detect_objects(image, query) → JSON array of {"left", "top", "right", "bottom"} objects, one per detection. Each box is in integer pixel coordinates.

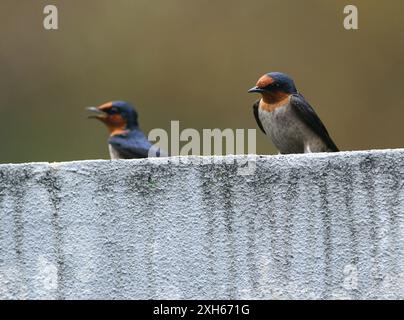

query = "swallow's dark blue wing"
[
  {"left": 109, "top": 135, "right": 150, "bottom": 158},
  {"left": 253, "top": 100, "right": 266, "bottom": 134},
  {"left": 290, "top": 93, "right": 339, "bottom": 152},
  {"left": 108, "top": 130, "right": 167, "bottom": 158}
]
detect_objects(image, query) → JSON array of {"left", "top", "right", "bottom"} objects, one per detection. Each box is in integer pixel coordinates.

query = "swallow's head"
[
  {"left": 86, "top": 101, "right": 139, "bottom": 135},
  {"left": 248, "top": 72, "right": 298, "bottom": 98}
]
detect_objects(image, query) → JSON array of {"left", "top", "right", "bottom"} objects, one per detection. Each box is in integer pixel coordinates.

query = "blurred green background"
[{"left": 0, "top": 0, "right": 403, "bottom": 163}]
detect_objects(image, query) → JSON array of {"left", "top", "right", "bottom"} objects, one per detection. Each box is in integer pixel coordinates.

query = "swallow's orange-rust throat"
[
  {"left": 260, "top": 93, "right": 291, "bottom": 112},
  {"left": 102, "top": 114, "right": 127, "bottom": 136}
]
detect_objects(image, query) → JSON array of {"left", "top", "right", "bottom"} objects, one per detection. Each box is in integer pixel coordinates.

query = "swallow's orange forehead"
[
  {"left": 98, "top": 101, "right": 113, "bottom": 110},
  {"left": 256, "top": 74, "right": 274, "bottom": 88}
]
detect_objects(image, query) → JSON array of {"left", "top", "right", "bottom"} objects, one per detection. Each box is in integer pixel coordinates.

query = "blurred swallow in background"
[
  {"left": 87, "top": 101, "right": 168, "bottom": 159},
  {"left": 248, "top": 72, "right": 339, "bottom": 154}
]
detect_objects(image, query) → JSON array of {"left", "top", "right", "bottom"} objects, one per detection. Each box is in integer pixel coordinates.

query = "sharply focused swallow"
[
  {"left": 248, "top": 72, "right": 338, "bottom": 154},
  {"left": 87, "top": 101, "right": 167, "bottom": 159}
]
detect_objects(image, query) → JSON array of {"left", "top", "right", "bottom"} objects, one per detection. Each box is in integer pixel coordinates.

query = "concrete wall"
[{"left": 0, "top": 150, "right": 403, "bottom": 300}]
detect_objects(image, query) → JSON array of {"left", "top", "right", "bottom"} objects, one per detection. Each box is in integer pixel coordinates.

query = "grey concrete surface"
[{"left": 0, "top": 150, "right": 403, "bottom": 299}]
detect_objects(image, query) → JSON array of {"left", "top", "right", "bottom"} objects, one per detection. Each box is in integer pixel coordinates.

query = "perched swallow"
[
  {"left": 248, "top": 72, "right": 338, "bottom": 154},
  {"left": 87, "top": 101, "right": 167, "bottom": 159}
]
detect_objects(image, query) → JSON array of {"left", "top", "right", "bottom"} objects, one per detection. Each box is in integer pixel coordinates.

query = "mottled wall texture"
[{"left": 0, "top": 150, "right": 403, "bottom": 299}]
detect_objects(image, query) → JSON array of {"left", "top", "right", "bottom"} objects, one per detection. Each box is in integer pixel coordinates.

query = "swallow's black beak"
[
  {"left": 248, "top": 86, "right": 265, "bottom": 93},
  {"left": 86, "top": 106, "right": 107, "bottom": 119}
]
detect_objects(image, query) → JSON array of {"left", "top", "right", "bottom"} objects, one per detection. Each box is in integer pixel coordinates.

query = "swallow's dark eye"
[{"left": 108, "top": 107, "right": 119, "bottom": 114}]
